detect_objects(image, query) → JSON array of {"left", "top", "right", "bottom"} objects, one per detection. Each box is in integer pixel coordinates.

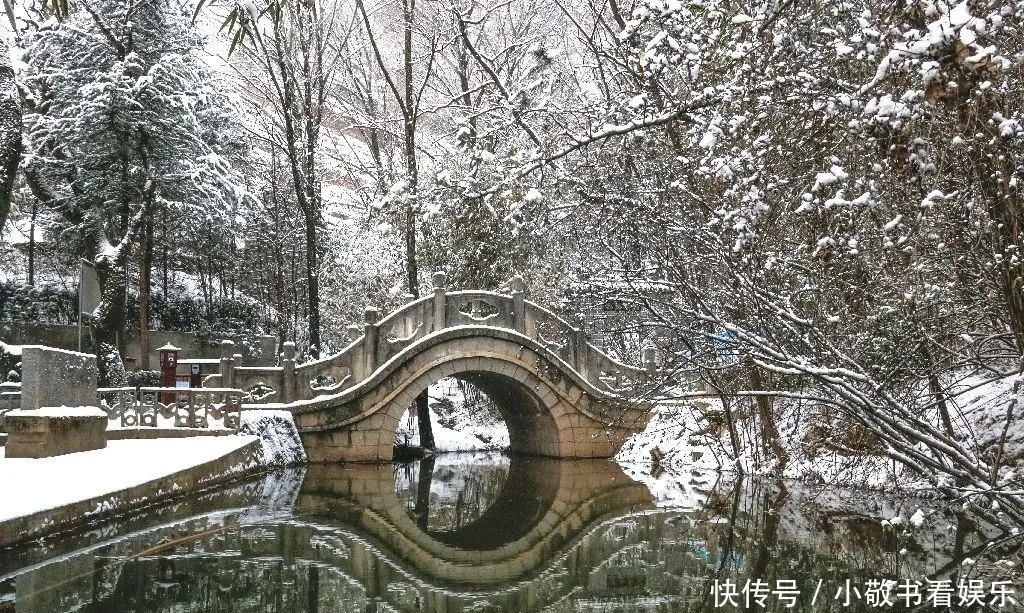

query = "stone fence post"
[
  {"left": 643, "top": 345, "right": 657, "bottom": 378},
  {"left": 219, "top": 340, "right": 235, "bottom": 388},
  {"left": 573, "top": 329, "right": 590, "bottom": 378},
  {"left": 511, "top": 275, "right": 526, "bottom": 333},
  {"left": 363, "top": 307, "right": 380, "bottom": 379},
  {"left": 281, "top": 342, "right": 296, "bottom": 403},
  {"left": 432, "top": 272, "right": 447, "bottom": 332}
]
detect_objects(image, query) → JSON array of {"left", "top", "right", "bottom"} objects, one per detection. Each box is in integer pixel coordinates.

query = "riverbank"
[
  {"left": 0, "top": 409, "right": 305, "bottom": 548},
  {"left": 0, "top": 436, "right": 263, "bottom": 547},
  {"left": 616, "top": 372, "right": 1024, "bottom": 493}
]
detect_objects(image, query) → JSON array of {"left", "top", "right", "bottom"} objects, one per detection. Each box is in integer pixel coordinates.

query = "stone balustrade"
[
  {"left": 96, "top": 387, "right": 245, "bottom": 430},
  {"left": 225, "top": 273, "right": 658, "bottom": 405}
]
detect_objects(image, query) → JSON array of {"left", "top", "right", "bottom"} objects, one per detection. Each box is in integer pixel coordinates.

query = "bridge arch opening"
[
  {"left": 394, "top": 377, "right": 510, "bottom": 451},
  {"left": 390, "top": 367, "right": 562, "bottom": 457}
]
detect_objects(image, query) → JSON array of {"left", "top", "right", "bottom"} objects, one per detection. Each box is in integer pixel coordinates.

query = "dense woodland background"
[{"left": 0, "top": 0, "right": 1023, "bottom": 513}]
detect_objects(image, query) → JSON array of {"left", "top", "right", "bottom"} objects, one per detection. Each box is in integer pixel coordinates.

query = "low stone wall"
[
  {"left": 0, "top": 439, "right": 263, "bottom": 548},
  {"left": 0, "top": 323, "right": 277, "bottom": 367},
  {"left": 4, "top": 407, "right": 107, "bottom": 458},
  {"left": 107, "top": 427, "right": 235, "bottom": 440}
]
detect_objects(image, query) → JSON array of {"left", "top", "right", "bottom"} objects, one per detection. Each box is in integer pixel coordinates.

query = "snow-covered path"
[{"left": 0, "top": 436, "right": 257, "bottom": 522}]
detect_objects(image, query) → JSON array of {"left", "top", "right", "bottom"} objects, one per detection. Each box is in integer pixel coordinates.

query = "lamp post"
[{"left": 158, "top": 343, "right": 181, "bottom": 404}]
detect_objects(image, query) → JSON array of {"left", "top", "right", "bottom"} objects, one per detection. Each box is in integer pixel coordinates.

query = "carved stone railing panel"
[
  {"left": 264, "top": 274, "right": 662, "bottom": 407},
  {"left": 244, "top": 381, "right": 278, "bottom": 403},
  {"left": 292, "top": 344, "right": 360, "bottom": 402},
  {"left": 379, "top": 302, "right": 432, "bottom": 364},
  {"left": 596, "top": 367, "right": 639, "bottom": 394},
  {"left": 445, "top": 291, "right": 515, "bottom": 329},
  {"left": 308, "top": 364, "right": 353, "bottom": 395},
  {"left": 233, "top": 366, "right": 284, "bottom": 403},
  {"left": 96, "top": 387, "right": 245, "bottom": 430}
]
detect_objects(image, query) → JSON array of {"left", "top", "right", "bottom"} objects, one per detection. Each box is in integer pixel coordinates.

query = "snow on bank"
[
  {"left": 0, "top": 436, "right": 257, "bottom": 522},
  {"left": 951, "top": 373, "right": 1024, "bottom": 469},
  {"left": 616, "top": 373, "right": 1024, "bottom": 490},
  {"left": 617, "top": 399, "right": 909, "bottom": 488},
  {"left": 616, "top": 400, "right": 718, "bottom": 469},
  {"left": 239, "top": 409, "right": 306, "bottom": 467}
]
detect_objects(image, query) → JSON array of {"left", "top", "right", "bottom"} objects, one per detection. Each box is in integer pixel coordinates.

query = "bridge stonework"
[{"left": 217, "top": 274, "right": 655, "bottom": 462}]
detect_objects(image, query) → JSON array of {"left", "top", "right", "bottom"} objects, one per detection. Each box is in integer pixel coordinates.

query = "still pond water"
[{"left": 0, "top": 452, "right": 1020, "bottom": 612}]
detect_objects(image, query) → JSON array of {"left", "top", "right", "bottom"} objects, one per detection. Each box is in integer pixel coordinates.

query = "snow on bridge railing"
[
  {"left": 210, "top": 272, "right": 664, "bottom": 405},
  {"left": 96, "top": 386, "right": 244, "bottom": 429}
]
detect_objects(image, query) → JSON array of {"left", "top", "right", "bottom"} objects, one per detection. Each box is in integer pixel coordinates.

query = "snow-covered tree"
[{"left": 20, "top": 0, "right": 245, "bottom": 382}]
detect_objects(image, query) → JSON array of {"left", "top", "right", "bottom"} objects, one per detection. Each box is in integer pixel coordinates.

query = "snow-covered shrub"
[{"left": 125, "top": 370, "right": 160, "bottom": 388}]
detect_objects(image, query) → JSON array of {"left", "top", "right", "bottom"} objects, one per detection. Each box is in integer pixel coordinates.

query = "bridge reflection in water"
[
  {"left": 297, "top": 455, "right": 653, "bottom": 586},
  {"left": 4, "top": 456, "right": 659, "bottom": 613},
  {"left": 4, "top": 455, "right": 1003, "bottom": 613}
]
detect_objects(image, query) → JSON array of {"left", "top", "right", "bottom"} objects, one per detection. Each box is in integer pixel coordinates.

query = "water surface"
[{"left": 0, "top": 453, "right": 1020, "bottom": 612}]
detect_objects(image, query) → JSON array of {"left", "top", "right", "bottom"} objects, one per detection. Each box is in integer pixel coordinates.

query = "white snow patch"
[
  {"left": 910, "top": 508, "right": 926, "bottom": 528},
  {"left": 0, "top": 436, "right": 257, "bottom": 522},
  {"left": 397, "top": 406, "right": 504, "bottom": 451},
  {"left": 698, "top": 131, "right": 719, "bottom": 149},
  {"left": 239, "top": 409, "right": 306, "bottom": 467},
  {"left": 6, "top": 406, "right": 106, "bottom": 418}
]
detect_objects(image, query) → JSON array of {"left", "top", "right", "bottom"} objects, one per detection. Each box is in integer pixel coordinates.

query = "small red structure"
[{"left": 158, "top": 343, "right": 181, "bottom": 404}]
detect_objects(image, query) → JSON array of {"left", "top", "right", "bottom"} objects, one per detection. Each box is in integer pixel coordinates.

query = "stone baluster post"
[
  {"left": 363, "top": 307, "right": 380, "bottom": 380},
  {"left": 219, "top": 340, "right": 236, "bottom": 388},
  {"left": 511, "top": 275, "right": 526, "bottom": 333},
  {"left": 573, "top": 329, "right": 589, "bottom": 378},
  {"left": 403, "top": 293, "right": 417, "bottom": 336},
  {"left": 432, "top": 272, "right": 447, "bottom": 333},
  {"left": 643, "top": 345, "right": 657, "bottom": 379},
  {"left": 281, "top": 342, "right": 297, "bottom": 404}
]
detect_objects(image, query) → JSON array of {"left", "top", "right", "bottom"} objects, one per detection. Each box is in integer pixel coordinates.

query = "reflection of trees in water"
[{"left": 394, "top": 455, "right": 510, "bottom": 533}]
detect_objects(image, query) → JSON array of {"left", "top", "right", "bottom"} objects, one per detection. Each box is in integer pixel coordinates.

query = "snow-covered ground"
[
  {"left": 615, "top": 373, "right": 1024, "bottom": 491},
  {"left": 0, "top": 436, "right": 257, "bottom": 522},
  {"left": 395, "top": 379, "right": 510, "bottom": 451},
  {"left": 0, "top": 409, "right": 303, "bottom": 525}
]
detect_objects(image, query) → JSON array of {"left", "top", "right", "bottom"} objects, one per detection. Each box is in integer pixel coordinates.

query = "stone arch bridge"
[{"left": 209, "top": 274, "right": 656, "bottom": 462}]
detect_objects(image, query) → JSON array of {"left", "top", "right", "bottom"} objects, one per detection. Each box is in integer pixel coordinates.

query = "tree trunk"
[
  {"left": 139, "top": 215, "right": 154, "bottom": 369},
  {"left": 304, "top": 207, "right": 321, "bottom": 358},
  {"left": 415, "top": 390, "right": 434, "bottom": 451},
  {"left": 401, "top": 0, "right": 432, "bottom": 450},
  {"left": 0, "top": 37, "right": 21, "bottom": 237},
  {"left": 747, "top": 360, "right": 789, "bottom": 471},
  {"left": 27, "top": 200, "right": 36, "bottom": 286},
  {"left": 160, "top": 208, "right": 168, "bottom": 300},
  {"left": 414, "top": 455, "right": 435, "bottom": 529},
  {"left": 94, "top": 254, "right": 131, "bottom": 386}
]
